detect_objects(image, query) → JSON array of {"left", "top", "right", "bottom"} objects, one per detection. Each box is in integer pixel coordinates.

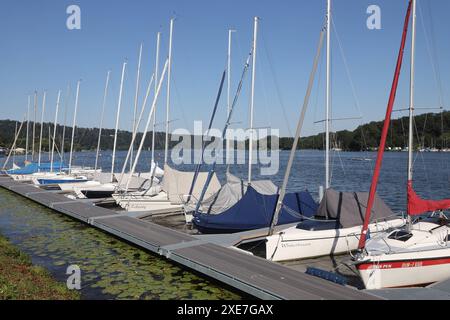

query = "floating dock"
[{"left": 0, "top": 175, "right": 380, "bottom": 300}]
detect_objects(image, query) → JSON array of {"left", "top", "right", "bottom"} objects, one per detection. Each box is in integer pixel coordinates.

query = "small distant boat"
[{"left": 350, "top": 157, "right": 373, "bottom": 162}]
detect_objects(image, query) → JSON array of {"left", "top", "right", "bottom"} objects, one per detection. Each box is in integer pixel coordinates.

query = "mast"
[
  {"left": 164, "top": 18, "right": 174, "bottom": 166},
  {"left": 13, "top": 121, "right": 17, "bottom": 165},
  {"left": 60, "top": 84, "right": 70, "bottom": 165},
  {"left": 325, "top": 0, "right": 331, "bottom": 190},
  {"left": 407, "top": 0, "right": 417, "bottom": 210},
  {"left": 38, "top": 91, "right": 47, "bottom": 167},
  {"left": 227, "top": 29, "right": 236, "bottom": 166},
  {"left": 95, "top": 70, "right": 111, "bottom": 171},
  {"left": 69, "top": 80, "right": 81, "bottom": 174},
  {"left": 126, "top": 60, "right": 169, "bottom": 192},
  {"left": 111, "top": 61, "right": 127, "bottom": 181},
  {"left": 50, "top": 90, "right": 61, "bottom": 172},
  {"left": 2, "top": 115, "right": 26, "bottom": 170},
  {"left": 152, "top": 32, "right": 161, "bottom": 165},
  {"left": 358, "top": 0, "right": 413, "bottom": 250},
  {"left": 118, "top": 73, "right": 155, "bottom": 189},
  {"left": 131, "top": 43, "right": 143, "bottom": 170},
  {"left": 25, "top": 95, "right": 30, "bottom": 161},
  {"left": 269, "top": 26, "right": 326, "bottom": 236},
  {"left": 248, "top": 17, "right": 259, "bottom": 184},
  {"left": 32, "top": 91, "right": 37, "bottom": 161}
]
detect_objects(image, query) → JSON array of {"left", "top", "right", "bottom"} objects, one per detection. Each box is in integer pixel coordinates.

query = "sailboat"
[
  {"left": 255, "top": 1, "right": 405, "bottom": 262},
  {"left": 112, "top": 20, "right": 222, "bottom": 213},
  {"left": 5, "top": 94, "right": 69, "bottom": 180},
  {"left": 355, "top": 0, "right": 450, "bottom": 290},
  {"left": 189, "top": 17, "right": 318, "bottom": 234},
  {"left": 33, "top": 82, "right": 89, "bottom": 186}
]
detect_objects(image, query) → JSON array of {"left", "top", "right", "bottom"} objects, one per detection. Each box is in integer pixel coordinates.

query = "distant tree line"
[{"left": 1, "top": 111, "right": 449, "bottom": 152}]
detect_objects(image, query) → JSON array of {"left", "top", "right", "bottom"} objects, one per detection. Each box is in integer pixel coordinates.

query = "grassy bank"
[{"left": 0, "top": 234, "right": 79, "bottom": 300}]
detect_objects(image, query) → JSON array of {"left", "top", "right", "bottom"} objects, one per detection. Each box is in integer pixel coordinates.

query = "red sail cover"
[{"left": 407, "top": 180, "right": 450, "bottom": 216}]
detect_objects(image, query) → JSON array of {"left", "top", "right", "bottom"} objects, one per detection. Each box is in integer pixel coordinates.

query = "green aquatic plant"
[{"left": 0, "top": 189, "right": 242, "bottom": 300}]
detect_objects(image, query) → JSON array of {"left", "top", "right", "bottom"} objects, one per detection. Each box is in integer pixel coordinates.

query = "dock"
[{"left": 0, "top": 175, "right": 379, "bottom": 300}]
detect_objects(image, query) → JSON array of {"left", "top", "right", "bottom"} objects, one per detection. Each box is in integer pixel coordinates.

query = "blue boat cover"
[
  {"left": 193, "top": 186, "right": 318, "bottom": 234},
  {"left": 6, "top": 162, "right": 68, "bottom": 175}
]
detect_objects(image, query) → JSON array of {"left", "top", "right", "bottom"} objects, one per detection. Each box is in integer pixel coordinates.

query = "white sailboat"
[
  {"left": 113, "top": 20, "right": 208, "bottom": 213},
  {"left": 70, "top": 62, "right": 127, "bottom": 198},
  {"left": 259, "top": 0, "right": 405, "bottom": 262},
  {"left": 355, "top": 0, "right": 450, "bottom": 290}
]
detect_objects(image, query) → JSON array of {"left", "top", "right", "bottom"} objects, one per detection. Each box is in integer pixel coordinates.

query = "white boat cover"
[
  {"left": 187, "top": 172, "right": 278, "bottom": 214},
  {"left": 317, "top": 188, "right": 396, "bottom": 228},
  {"left": 93, "top": 172, "right": 113, "bottom": 184},
  {"left": 162, "top": 165, "right": 222, "bottom": 204}
]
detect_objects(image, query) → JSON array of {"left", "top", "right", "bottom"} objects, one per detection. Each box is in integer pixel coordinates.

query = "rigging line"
[
  {"left": 260, "top": 30, "right": 292, "bottom": 137},
  {"left": 425, "top": 0, "right": 445, "bottom": 108},
  {"left": 418, "top": 0, "right": 445, "bottom": 113},
  {"left": 331, "top": 16, "right": 371, "bottom": 159},
  {"left": 312, "top": 40, "right": 325, "bottom": 128},
  {"left": 412, "top": 116, "right": 432, "bottom": 197},
  {"left": 257, "top": 50, "right": 273, "bottom": 133}
]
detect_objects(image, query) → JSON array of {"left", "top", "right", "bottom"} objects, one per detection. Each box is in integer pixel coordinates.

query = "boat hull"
[
  {"left": 357, "top": 249, "right": 450, "bottom": 290},
  {"left": 265, "top": 219, "right": 405, "bottom": 262}
]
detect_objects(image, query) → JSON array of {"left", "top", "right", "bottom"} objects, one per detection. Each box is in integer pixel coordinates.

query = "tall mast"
[
  {"left": 164, "top": 18, "right": 174, "bottom": 166},
  {"left": 126, "top": 60, "right": 169, "bottom": 192},
  {"left": 248, "top": 17, "right": 259, "bottom": 184},
  {"left": 325, "top": 0, "right": 331, "bottom": 190},
  {"left": 32, "top": 91, "right": 37, "bottom": 161},
  {"left": 358, "top": 0, "right": 413, "bottom": 250},
  {"left": 407, "top": 0, "right": 416, "bottom": 187},
  {"left": 51, "top": 90, "right": 61, "bottom": 172},
  {"left": 25, "top": 95, "right": 30, "bottom": 162},
  {"left": 152, "top": 32, "right": 161, "bottom": 164},
  {"left": 38, "top": 91, "right": 47, "bottom": 167},
  {"left": 111, "top": 61, "right": 127, "bottom": 181},
  {"left": 13, "top": 121, "right": 18, "bottom": 165},
  {"left": 269, "top": 27, "right": 326, "bottom": 236},
  {"left": 60, "top": 84, "right": 70, "bottom": 165},
  {"left": 68, "top": 80, "right": 81, "bottom": 174},
  {"left": 95, "top": 70, "right": 111, "bottom": 171},
  {"left": 227, "top": 29, "right": 236, "bottom": 166},
  {"left": 131, "top": 43, "right": 143, "bottom": 170}
]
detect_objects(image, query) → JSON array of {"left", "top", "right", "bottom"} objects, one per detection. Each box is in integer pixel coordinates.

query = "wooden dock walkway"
[{"left": 0, "top": 176, "right": 379, "bottom": 300}]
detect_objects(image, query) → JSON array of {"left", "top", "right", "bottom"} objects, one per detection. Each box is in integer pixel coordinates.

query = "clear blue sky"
[{"left": 0, "top": 0, "right": 448, "bottom": 137}]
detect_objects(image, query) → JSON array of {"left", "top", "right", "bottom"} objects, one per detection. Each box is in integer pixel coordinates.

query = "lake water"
[{"left": 1, "top": 149, "right": 449, "bottom": 299}]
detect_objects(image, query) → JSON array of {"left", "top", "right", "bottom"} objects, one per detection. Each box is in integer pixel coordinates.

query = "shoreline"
[{"left": 0, "top": 234, "right": 79, "bottom": 300}]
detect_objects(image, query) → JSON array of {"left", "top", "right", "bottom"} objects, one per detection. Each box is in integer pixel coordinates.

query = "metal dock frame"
[{"left": 0, "top": 176, "right": 378, "bottom": 300}]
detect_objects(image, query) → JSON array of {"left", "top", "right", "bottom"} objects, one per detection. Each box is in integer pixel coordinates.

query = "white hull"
[
  {"left": 265, "top": 219, "right": 405, "bottom": 262},
  {"left": 9, "top": 172, "right": 63, "bottom": 182},
  {"left": 357, "top": 220, "right": 450, "bottom": 289},
  {"left": 58, "top": 180, "right": 101, "bottom": 192},
  {"left": 113, "top": 190, "right": 183, "bottom": 213},
  {"left": 73, "top": 183, "right": 117, "bottom": 199},
  {"left": 358, "top": 248, "right": 450, "bottom": 289}
]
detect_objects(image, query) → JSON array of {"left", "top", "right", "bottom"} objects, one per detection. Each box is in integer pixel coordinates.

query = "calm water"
[
  {"left": 1, "top": 149, "right": 449, "bottom": 299},
  {"left": 66, "top": 149, "right": 450, "bottom": 212}
]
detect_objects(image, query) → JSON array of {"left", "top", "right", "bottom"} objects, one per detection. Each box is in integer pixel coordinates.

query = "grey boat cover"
[
  {"left": 188, "top": 172, "right": 279, "bottom": 214},
  {"left": 317, "top": 188, "right": 395, "bottom": 228},
  {"left": 162, "top": 165, "right": 222, "bottom": 204},
  {"left": 114, "top": 173, "right": 159, "bottom": 190}
]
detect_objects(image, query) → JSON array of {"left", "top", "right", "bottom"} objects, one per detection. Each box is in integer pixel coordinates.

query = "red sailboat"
[{"left": 355, "top": 0, "right": 450, "bottom": 290}]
